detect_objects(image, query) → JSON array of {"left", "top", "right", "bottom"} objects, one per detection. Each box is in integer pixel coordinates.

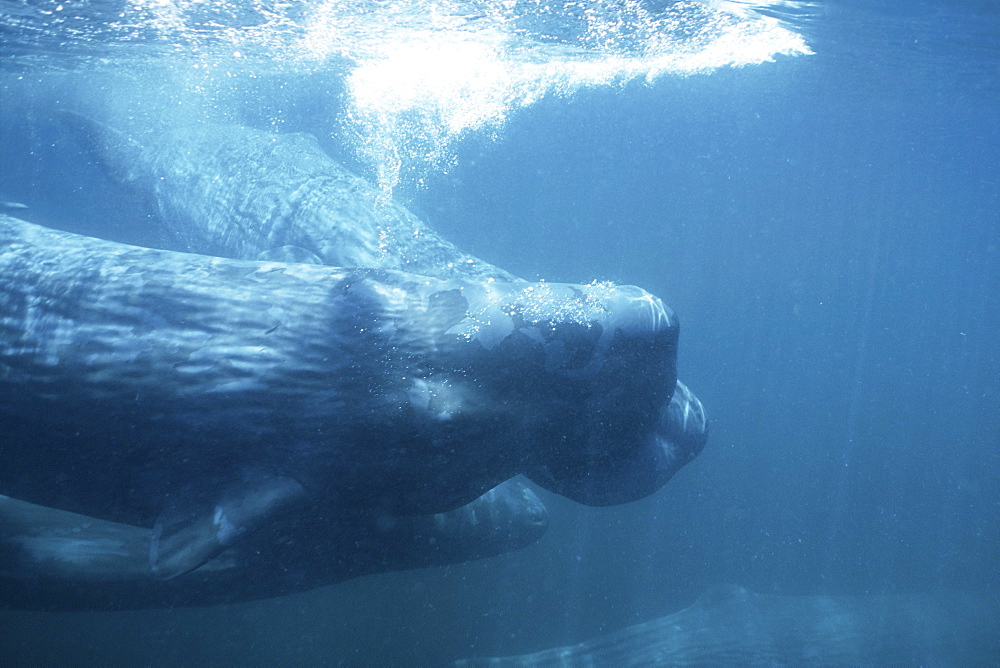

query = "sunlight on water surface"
[{"left": 3, "top": 0, "right": 811, "bottom": 192}]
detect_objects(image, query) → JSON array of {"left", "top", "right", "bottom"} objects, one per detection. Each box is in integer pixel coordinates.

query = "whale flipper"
[
  {"left": 150, "top": 473, "right": 307, "bottom": 579},
  {"left": 0, "top": 478, "right": 549, "bottom": 610}
]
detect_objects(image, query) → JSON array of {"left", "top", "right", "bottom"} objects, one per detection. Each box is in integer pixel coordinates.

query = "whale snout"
[
  {"left": 659, "top": 380, "right": 709, "bottom": 457},
  {"left": 599, "top": 284, "right": 675, "bottom": 339},
  {"left": 525, "top": 379, "right": 708, "bottom": 506},
  {"left": 458, "top": 280, "right": 678, "bottom": 379},
  {"left": 543, "top": 283, "right": 678, "bottom": 382}
]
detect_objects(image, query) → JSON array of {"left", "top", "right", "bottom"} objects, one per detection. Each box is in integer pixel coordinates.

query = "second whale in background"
[
  {"left": 456, "top": 585, "right": 1000, "bottom": 666},
  {"left": 66, "top": 112, "right": 517, "bottom": 281}
]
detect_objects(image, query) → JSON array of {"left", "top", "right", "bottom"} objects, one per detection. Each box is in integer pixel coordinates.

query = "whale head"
[{"left": 434, "top": 279, "right": 691, "bottom": 506}]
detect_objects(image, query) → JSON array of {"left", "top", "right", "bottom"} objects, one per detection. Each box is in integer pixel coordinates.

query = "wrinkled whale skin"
[
  {"left": 0, "top": 215, "right": 685, "bottom": 576},
  {"left": 67, "top": 113, "right": 517, "bottom": 281}
]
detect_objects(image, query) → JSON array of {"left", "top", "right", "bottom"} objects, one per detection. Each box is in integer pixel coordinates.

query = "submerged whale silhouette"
[
  {"left": 456, "top": 584, "right": 1000, "bottom": 666},
  {"left": 1, "top": 214, "right": 700, "bottom": 579}
]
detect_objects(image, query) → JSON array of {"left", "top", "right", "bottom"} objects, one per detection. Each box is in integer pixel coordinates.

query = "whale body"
[
  {"left": 0, "top": 214, "right": 697, "bottom": 579},
  {"left": 66, "top": 113, "right": 516, "bottom": 281},
  {"left": 457, "top": 585, "right": 1000, "bottom": 666},
  {"left": 4, "top": 115, "right": 706, "bottom": 590},
  {"left": 66, "top": 116, "right": 709, "bottom": 504}
]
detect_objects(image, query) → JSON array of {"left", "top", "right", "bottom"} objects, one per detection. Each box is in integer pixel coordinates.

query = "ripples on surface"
[{"left": 1, "top": 0, "right": 812, "bottom": 191}]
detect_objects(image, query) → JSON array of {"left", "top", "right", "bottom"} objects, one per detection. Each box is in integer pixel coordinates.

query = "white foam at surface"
[{"left": 117, "top": 1, "right": 813, "bottom": 193}]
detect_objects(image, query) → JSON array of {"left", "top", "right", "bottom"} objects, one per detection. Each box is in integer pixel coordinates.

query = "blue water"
[{"left": 1, "top": 0, "right": 998, "bottom": 664}]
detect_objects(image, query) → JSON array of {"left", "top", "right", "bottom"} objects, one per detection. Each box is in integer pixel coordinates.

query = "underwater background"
[{"left": 1, "top": 0, "right": 997, "bottom": 664}]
